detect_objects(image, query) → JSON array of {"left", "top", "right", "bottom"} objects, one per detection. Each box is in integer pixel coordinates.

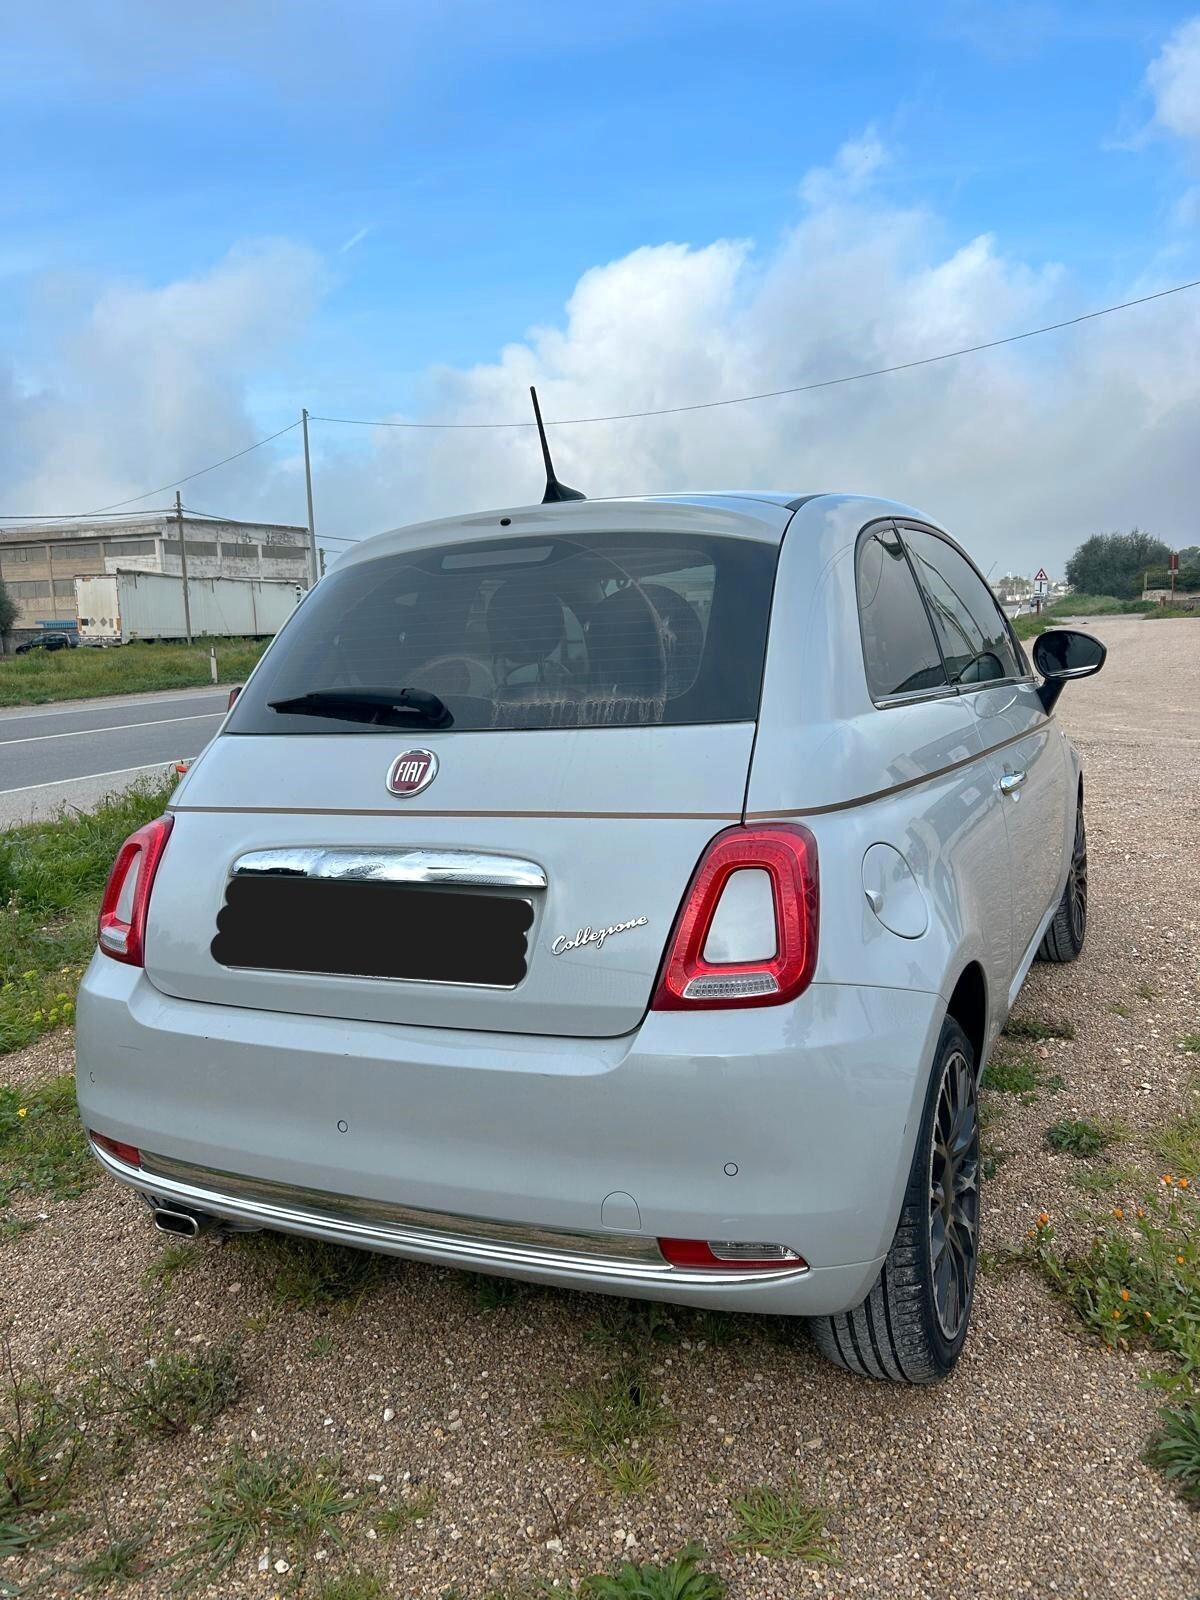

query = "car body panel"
[{"left": 75, "top": 489, "right": 1088, "bottom": 1316}]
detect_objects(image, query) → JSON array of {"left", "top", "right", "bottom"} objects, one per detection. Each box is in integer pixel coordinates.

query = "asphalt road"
[{"left": 0, "top": 686, "right": 228, "bottom": 827}]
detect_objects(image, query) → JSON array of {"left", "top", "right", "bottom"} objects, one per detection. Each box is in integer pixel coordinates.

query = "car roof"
[{"left": 342, "top": 491, "right": 934, "bottom": 567}]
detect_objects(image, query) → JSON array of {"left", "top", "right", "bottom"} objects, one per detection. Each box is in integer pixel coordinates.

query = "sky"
[{"left": 2, "top": 1, "right": 1200, "bottom": 577}]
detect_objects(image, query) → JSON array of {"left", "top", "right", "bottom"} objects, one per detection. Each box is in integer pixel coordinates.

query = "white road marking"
[
  {"left": 0, "top": 691, "right": 227, "bottom": 723},
  {"left": 0, "top": 710, "right": 224, "bottom": 747},
  {"left": 0, "top": 760, "right": 195, "bottom": 797}
]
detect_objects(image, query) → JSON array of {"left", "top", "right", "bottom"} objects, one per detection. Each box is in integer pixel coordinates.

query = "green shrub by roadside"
[
  {"left": 0, "top": 778, "right": 174, "bottom": 1055},
  {"left": 580, "top": 1544, "right": 725, "bottom": 1600},
  {"left": 1147, "top": 1402, "right": 1200, "bottom": 1503},
  {"left": 82, "top": 1342, "right": 240, "bottom": 1437},
  {"left": 0, "top": 1351, "right": 80, "bottom": 1555},
  {"left": 0, "top": 639, "right": 267, "bottom": 708},
  {"left": 1045, "top": 1118, "right": 1119, "bottom": 1158}
]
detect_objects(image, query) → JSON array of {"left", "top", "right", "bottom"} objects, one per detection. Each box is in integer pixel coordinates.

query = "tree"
[
  {"left": 1064, "top": 529, "right": 1173, "bottom": 600},
  {"left": 0, "top": 575, "right": 16, "bottom": 647}
]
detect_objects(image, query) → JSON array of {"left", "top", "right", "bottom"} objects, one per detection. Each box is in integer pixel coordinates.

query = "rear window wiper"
[{"left": 267, "top": 688, "right": 453, "bottom": 728}]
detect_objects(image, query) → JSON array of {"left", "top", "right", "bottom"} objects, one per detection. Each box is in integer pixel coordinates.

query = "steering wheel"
[{"left": 418, "top": 654, "right": 498, "bottom": 697}]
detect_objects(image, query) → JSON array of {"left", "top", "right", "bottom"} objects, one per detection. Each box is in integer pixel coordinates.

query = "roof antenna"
[{"left": 530, "top": 386, "right": 586, "bottom": 503}]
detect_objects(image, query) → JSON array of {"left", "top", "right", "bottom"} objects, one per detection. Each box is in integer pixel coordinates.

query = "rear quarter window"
[
  {"left": 856, "top": 527, "right": 948, "bottom": 701},
  {"left": 227, "top": 529, "right": 778, "bottom": 734}
]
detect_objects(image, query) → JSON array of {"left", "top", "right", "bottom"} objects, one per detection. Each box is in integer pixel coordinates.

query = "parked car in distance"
[
  {"left": 76, "top": 492, "right": 1105, "bottom": 1383},
  {"left": 13, "top": 630, "right": 77, "bottom": 654}
]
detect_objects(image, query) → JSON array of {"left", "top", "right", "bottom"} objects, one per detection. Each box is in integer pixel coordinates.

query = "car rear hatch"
[{"left": 143, "top": 518, "right": 780, "bottom": 1039}]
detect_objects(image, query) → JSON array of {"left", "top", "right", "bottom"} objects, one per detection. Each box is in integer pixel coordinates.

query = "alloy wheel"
[
  {"left": 928, "top": 1048, "right": 979, "bottom": 1340},
  {"left": 1069, "top": 808, "right": 1088, "bottom": 945}
]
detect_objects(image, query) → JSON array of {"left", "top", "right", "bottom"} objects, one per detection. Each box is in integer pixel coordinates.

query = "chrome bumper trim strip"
[
  {"left": 90, "top": 1143, "right": 808, "bottom": 1287},
  {"left": 230, "top": 846, "right": 547, "bottom": 890}
]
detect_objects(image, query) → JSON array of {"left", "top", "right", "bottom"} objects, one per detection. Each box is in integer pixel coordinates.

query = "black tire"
[
  {"left": 809, "top": 1017, "right": 980, "bottom": 1384},
  {"left": 1036, "top": 798, "right": 1087, "bottom": 963}
]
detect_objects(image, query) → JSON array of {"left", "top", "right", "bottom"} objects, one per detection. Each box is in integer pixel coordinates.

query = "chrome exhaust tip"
[{"left": 153, "top": 1205, "right": 203, "bottom": 1238}]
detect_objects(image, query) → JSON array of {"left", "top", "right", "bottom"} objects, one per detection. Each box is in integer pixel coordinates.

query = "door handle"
[{"left": 999, "top": 770, "right": 1027, "bottom": 796}]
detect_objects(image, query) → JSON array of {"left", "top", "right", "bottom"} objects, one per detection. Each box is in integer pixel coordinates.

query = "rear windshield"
[{"left": 226, "top": 529, "right": 778, "bottom": 734}]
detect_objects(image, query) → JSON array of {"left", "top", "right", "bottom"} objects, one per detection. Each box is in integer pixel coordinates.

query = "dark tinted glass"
[
  {"left": 856, "top": 528, "right": 948, "bottom": 700},
  {"left": 1032, "top": 629, "right": 1106, "bottom": 677},
  {"left": 901, "top": 528, "right": 1022, "bottom": 685},
  {"left": 228, "top": 530, "right": 778, "bottom": 734}
]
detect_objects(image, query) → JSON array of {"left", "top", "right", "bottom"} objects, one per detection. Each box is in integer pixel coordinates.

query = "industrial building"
[{"left": 0, "top": 512, "right": 312, "bottom": 638}]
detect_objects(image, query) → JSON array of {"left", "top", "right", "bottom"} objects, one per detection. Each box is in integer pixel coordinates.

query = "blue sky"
[{"left": 3, "top": 2, "right": 1200, "bottom": 571}]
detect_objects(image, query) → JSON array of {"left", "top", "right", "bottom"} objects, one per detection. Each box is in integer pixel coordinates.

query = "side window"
[
  {"left": 901, "top": 527, "right": 1022, "bottom": 686},
  {"left": 855, "top": 527, "right": 948, "bottom": 701}
]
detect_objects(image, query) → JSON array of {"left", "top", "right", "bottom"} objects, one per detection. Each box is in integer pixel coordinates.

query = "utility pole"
[
  {"left": 175, "top": 491, "right": 193, "bottom": 644},
  {"left": 302, "top": 408, "right": 319, "bottom": 588}
]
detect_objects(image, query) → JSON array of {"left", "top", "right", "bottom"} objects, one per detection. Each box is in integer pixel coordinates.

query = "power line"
[
  {"left": 0, "top": 507, "right": 176, "bottom": 522},
  {"left": 89, "top": 420, "right": 302, "bottom": 513},
  {"left": 312, "top": 275, "right": 1200, "bottom": 430}
]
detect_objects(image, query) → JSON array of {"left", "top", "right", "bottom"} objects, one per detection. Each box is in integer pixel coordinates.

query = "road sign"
[
  {"left": 1033, "top": 567, "right": 1049, "bottom": 584},
  {"left": 1169, "top": 552, "right": 1180, "bottom": 573}
]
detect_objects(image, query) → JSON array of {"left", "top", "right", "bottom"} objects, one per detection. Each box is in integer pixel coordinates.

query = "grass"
[
  {"left": 375, "top": 1488, "right": 437, "bottom": 1536},
  {"left": 316, "top": 1574, "right": 384, "bottom": 1600},
  {"left": 1002, "top": 1014, "right": 1075, "bottom": 1043},
  {"left": 142, "top": 1240, "right": 204, "bottom": 1291},
  {"left": 233, "top": 1232, "right": 397, "bottom": 1309},
  {"left": 981, "top": 1051, "right": 1061, "bottom": 1100},
  {"left": 1153, "top": 1108, "right": 1200, "bottom": 1181},
  {"left": 1146, "top": 1403, "right": 1200, "bottom": 1502},
  {"left": 1045, "top": 1118, "right": 1119, "bottom": 1158},
  {"left": 0, "top": 778, "right": 176, "bottom": 1055},
  {"left": 729, "top": 1480, "right": 837, "bottom": 1563},
  {"left": 545, "top": 1364, "right": 674, "bottom": 1492},
  {"left": 182, "top": 1447, "right": 363, "bottom": 1579},
  {"left": 0, "top": 1075, "right": 93, "bottom": 1209},
  {"left": 75, "top": 1525, "right": 154, "bottom": 1589},
  {"left": 1110, "top": 1001, "right": 1132, "bottom": 1019},
  {"left": 1068, "top": 1164, "right": 1125, "bottom": 1195},
  {"left": 85, "top": 1342, "right": 239, "bottom": 1437},
  {"left": 580, "top": 1544, "right": 725, "bottom": 1600},
  {"left": 0, "top": 1348, "right": 80, "bottom": 1555},
  {"left": 1181, "top": 1035, "right": 1200, "bottom": 1055},
  {"left": 0, "top": 638, "right": 267, "bottom": 708}
]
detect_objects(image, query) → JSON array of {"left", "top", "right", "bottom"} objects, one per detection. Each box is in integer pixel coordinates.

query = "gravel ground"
[{"left": 2, "top": 616, "right": 1197, "bottom": 1599}]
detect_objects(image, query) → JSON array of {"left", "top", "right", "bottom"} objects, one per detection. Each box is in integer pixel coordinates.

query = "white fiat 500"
[{"left": 77, "top": 492, "right": 1104, "bottom": 1383}]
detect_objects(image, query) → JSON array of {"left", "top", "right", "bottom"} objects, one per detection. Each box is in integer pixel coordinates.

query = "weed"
[
  {"left": 1110, "top": 1001, "right": 1131, "bottom": 1019},
  {"left": 1146, "top": 1401, "right": 1200, "bottom": 1503},
  {"left": 605, "top": 1452, "right": 657, "bottom": 1496},
  {"left": 234, "top": 1232, "right": 395, "bottom": 1309},
  {"left": 307, "top": 1333, "right": 336, "bottom": 1359},
  {"left": 86, "top": 1341, "right": 239, "bottom": 1436},
  {"left": 142, "top": 1241, "right": 203, "bottom": 1291},
  {"left": 1029, "top": 1188, "right": 1199, "bottom": 1368},
  {"left": 0, "top": 1346, "right": 79, "bottom": 1555},
  {"left": 981, "top": 1149, "right": 1010, "bottom": 1180},
  {"left": 546, "top": 1365, "right": 674, "bottom": 1465},
  {"left": 1045, "top": 1119, "right": 1118, "bottom": 1158},
  {"left": 0, "top": 1076, "right": 93, "bottom": 1206},
  {"left": 1181, "top": 1035, "right": 1200, "bottom": 1054},
  {"left": 585, "top": 1298, "right": 679, "bottom": 1351},
  {"left": 1068, "top": 1164, "right": 1123, "bottom": 1195},
  {"left": 183, "top": 1447, "right": 363, "bottom": 1578},
  {"left": 1002, "top": 1015, "right": 1075, "bottom": 1043},
  {"left": 316, "top": 1572, "right": 383, "bottom": 1600},
  {"left": 580, "top": 1543, "right": 725, "bottom": 1600},
  {"left": 0, "top": 1217, "right": 35, "bottom": 1244},
  {"left": 1154, "top": 1109, "right": 1200, "bottom": 1180},
  {"left": 729, "top": 1480, "right": 837, "bottom": 1563},
  {"left": 76, "top": 1525, "right": 153, "bottom": 1588},
  {"left": 1136, "top": 981, "right": 1158, "bottom": 1001},
  {"left": 981, "top": 1053, "right": 1060, "bottom": 1099},
  {"left": 471, "top": 1273, "right": 531, "bottom": 1311},
  {"left": 375, "top": 1488, "right": 437, "bottom": 1536}
]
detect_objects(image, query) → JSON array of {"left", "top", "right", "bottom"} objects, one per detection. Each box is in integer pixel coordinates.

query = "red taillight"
[
  {"left": 658, "top": 1238, "right": 807, "bottom": 1271},
  {"left": 651, "top": 824, "right": 818, "bottom": 1010},
  {"left": 90, "top": 1132, "right": 142, "bottom": 1167},
  {"left": 97, "top": 815, "right": 174, "bottom": 967},
  {"left": 227, "top": 685, "right": 242, "bottom": 710}
]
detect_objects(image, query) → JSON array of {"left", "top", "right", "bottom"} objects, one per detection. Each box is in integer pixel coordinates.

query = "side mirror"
[{"left": 1032, "top": 629, "right": 1106, "bottom": 713}]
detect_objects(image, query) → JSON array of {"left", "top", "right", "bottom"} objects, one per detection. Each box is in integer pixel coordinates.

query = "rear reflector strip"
[
  {"left": 90, "top": 1132, "right": 142, "bottom": 1168},
  {"left": 657, "top": 1237, "right": 806, "bottom": 1271}
]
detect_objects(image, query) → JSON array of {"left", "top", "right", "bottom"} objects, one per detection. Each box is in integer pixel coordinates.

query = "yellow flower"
[
  {"left": 1136, "top": 1208, "right": 1147, "bottom": 1219},
  {"left": 1179, "top": 1256, "right": 1187, "bottom": 1266},
  {"left": 1162, "top": 1175, "right": 1175, "bottom": 1186},
  {"left": 1119, "top": 1289, "right": 1130, "bottom": 1302},
  {"left": 1180, "top": 1177, "right": 1191, "bottom": 1190},
  {"left": 1112, "top": 1208, "right": 1124, "bottom": 1220},
  {"left": 17, "top": 1107, "right": 28, "bottom": 1119},
  {"left": 1037, "top": 1210, "right": 1050, "bottom": 1227},
  {"left": 1111, "top": 1309, "right": 1122, "bottom": 1320}
]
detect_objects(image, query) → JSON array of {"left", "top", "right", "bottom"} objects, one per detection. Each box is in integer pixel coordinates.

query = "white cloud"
[
  {"left": 1148, "top": 16, "right": 1200, "bottom": 142},
  {"left": 5, "top": 137, "right": 1200, "bottom": 580}
]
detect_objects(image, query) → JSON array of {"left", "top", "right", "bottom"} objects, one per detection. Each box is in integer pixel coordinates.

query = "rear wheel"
[
  {"left": 1037, "top": 799, "right": 1087, "bottom": 963},
  {"left": 809, "top": 1017, "right": 979, "bottom": 1384}
]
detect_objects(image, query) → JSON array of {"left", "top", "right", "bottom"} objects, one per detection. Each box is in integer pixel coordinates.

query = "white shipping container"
[{"left": 75, "top": 570, "right": 302, "bottom": 645}]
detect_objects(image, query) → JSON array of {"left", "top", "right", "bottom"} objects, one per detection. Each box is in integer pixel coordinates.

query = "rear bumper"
[{"left": 76, "top": 956, "right": 944, "bottom": 1317}]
